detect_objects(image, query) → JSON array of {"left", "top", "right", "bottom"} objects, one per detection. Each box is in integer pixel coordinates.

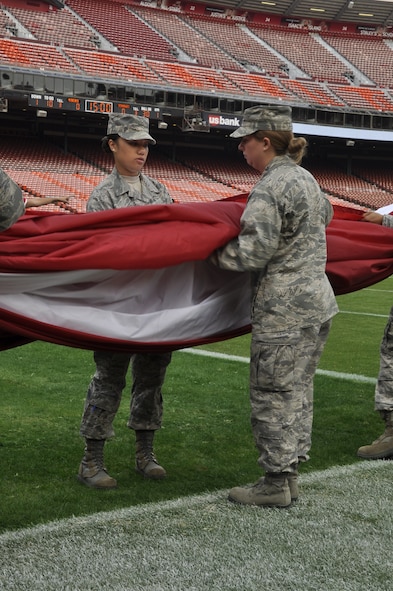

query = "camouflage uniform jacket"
[
  {"left": 214, "top": 155, "right": 338, "bottom": 332},
  {"left": 382, "top": 214, "right": 393, "bottom": 229},
  {"left": 0, "top": 167, "right": 25, "bottom": 231},
  {"left": 87, "top": 167, "right": 172, "bottom": 212}
]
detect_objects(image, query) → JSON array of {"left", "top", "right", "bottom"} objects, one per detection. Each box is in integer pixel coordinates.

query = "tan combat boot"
[
  {"left": 357, "top": 411, "right": 393, "bottom": 460},
  {"left": 228, "top": 473, "right": 291, "bottom": 508},
  {"left": 135, "top": 430, "right": 166, "bottom": 479},
  {"left": 78, "top": 438, "right": 117, "bottom": 489},
  {"left": 287, "top": 466, "right": 299, "bottom": 502}
]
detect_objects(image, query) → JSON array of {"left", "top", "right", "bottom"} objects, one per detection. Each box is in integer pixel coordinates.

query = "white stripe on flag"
[{"left": 0, "top": 262, "right": 251, "bottom": 344}]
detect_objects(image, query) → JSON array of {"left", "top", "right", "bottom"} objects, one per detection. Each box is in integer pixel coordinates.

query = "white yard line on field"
[
  {"left": 180, "top": 347, "right": 377, "bottom": 384},
  {"left": 339, "top": 310, "right": 388, "bottom": 318}
]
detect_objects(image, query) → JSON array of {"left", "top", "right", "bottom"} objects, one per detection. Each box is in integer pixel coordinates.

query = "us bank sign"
[{"left": 208, "top": 114, "right": 241, "bottom": 128}]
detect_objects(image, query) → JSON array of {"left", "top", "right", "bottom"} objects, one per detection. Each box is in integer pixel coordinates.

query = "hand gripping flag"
[{"left": 0, "top": 197, "right": 392, "bottom": 353}]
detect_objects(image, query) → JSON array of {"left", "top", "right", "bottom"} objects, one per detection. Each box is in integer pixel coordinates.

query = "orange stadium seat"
[
  {"left": 63, "top": 48, "right": 163, "bottom": 85},
  {"left": 280, "top": 79, "right": 346, "bottom": 108},
  {"left": 223, "top": 71, "right": 294, "bottom": 101},
  {"left": 0, "top": 38, "right": 80, "bottom": 73},
  {"left": 329, "top": 84, "right": 393, "bottom": 112},
  {"left": 145, "top": 61, "right": 241, "bottom": 93}
]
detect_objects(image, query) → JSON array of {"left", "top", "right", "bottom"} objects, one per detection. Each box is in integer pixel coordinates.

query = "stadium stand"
[
  {"left": 63, "top": 48, "right": 164, "bottom": 86},
  {"left": 181, "top": 14, "right": 286, "bottom": 76},
  {"left": 321, "top": 33, "right": 393, "bottom": 88},
  {"left": 66, "top": 137, "right": 243, "bottom": 203},
  {"left": 0, "top": 131, "right": 387, "bottom": 213},
  {"left": 351, "top": 163, "right": 393, "bottom": 194},
  {"left": 0, "top": 136, "right": 104, "bottom": 212},
  {"left": 222, "top": 71, "right": 294, "bottom": 102},
  {"left": 0, "top": 38, "right": 80, "bottom": 74},
  {"left": 174, "top": 147, "right": 393, "bottom": 209},
  {"left": 7, "top": 4, "right": 97, "bottom": 48},
  {"left": 2, "top": 1, "right": 393, "bottom": 113},
  {"left": 0, "top": 135, "right": 243, "bottom": 210},
  {"left": 6, "top": 126, "right": 382, "bottom": 212},
  {"left": 145, "top": 60, "right": 241, "bottom": 93},
  {"left": 1, "top": 0, "right": 393, "bottom": 215},
  {"left": 280, "top": 79, "right": 346, "bottom": 108},
  {"left": 0, "top": 9, "right": 18, "bottom": 38},
  {"left": 307, "top": 161, "right": 393, "bottom": 209},
  {"left": 171, "top": 146, "right": 259, "bottom": 189},
  {"left": 247, "top": 25, "right": 352, "bottom": 84},
  {"left": 328, "top": 84, "right": 393, "bottom": 113},
  {"left": 66, "top": 0, "right": 178, "bottom": 61},
  {"left": 130, "top": 5, "right": 243, "bottom": 71}
]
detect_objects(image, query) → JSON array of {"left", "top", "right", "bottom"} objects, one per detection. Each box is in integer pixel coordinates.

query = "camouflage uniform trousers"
[
  {"left": 250, "top": 319, "right": 332, "bottom": 473},
  {"left": 80, "top": 350, "right": 172, "bottom": 440},
  {"left": 375, "top": 305, "right": 393, "bottom": 412}
]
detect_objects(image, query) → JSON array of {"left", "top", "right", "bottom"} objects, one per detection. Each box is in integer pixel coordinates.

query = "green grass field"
[{"left": 0, "top": 277, "right": 391, "bottom": 534}]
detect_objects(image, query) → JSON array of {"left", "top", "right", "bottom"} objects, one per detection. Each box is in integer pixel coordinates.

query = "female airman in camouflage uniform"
[
  {"left": 78, "top": 114, "right": 173, "bottom": 489},
  {"left": 211, "top": 105, "right": 338, "bottom": 507},
  {"left": 357, "top": 210, "right": 393, "bottom": 461}
]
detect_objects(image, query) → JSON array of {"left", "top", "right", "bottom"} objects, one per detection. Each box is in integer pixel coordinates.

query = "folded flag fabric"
[
  {"left": 327, "top": 204, "right": 393, "bottom": 294},
  {"left": 0, "top": 199, "right": 250, "bottom": 352},
  {"left": 0, "top": 197, "right": 392, "bottom": 353}
]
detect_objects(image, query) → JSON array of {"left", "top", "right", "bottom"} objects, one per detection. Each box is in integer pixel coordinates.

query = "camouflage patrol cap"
[
  {"left": 230, "top": 105, "right": 292, "bottom": 138},
  {"left": 107, "top": 113, "right": 156, "bottom": 145}
]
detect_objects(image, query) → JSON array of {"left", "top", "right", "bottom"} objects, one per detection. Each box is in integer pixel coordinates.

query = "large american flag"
[{"left": 0, "top": 196, "right": 392, "bottom": 352}]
